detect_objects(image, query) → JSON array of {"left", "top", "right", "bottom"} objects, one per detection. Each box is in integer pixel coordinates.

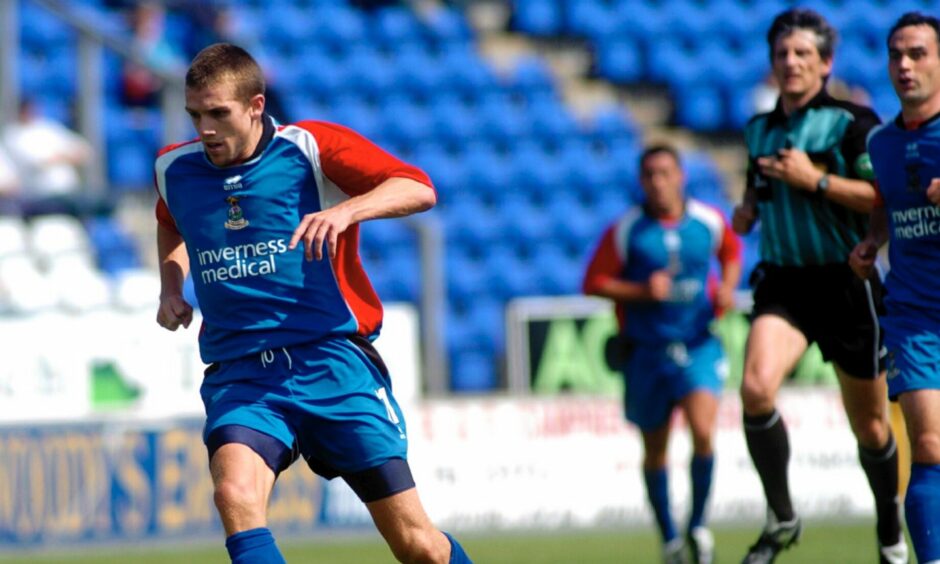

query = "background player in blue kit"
[
  {"left": 850, "top": 12, "right": 940, "bottom": 564},
  {"left": 154, "top": 43, "right": 470, "bottom": 564},
  {"left": 583, "top": 144, "right": 742, "bottom": 564}
]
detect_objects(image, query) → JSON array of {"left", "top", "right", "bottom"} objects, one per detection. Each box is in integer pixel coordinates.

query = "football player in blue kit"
[
  {"left": 155, "top": 43, "right": 470, "bottom": 564},
  {"left": 850, "top": 13, "right": 940, "bottom": 564},
  {"left": 584, "top": 144, "right": 742, "bottom": 564}
]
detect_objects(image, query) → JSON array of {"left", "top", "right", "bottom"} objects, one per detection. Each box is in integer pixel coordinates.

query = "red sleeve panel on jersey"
[
  {"left": 330, "top": 225, "right": 383, "bottom": 337},
  {"left": 716, "top": 218, "right": 742, "bottom": 267},
  {"left": 298, "top": 120, "right": 433, "bottom": 196},
  {"left": 152, "top": 141, "right": 196, "bottom": 233},
  {"left": 155, "top": 198, "right": 179, "bottom": 231},
  {"left": 582, "top": 226, "right": 623, "bottom": 295}
]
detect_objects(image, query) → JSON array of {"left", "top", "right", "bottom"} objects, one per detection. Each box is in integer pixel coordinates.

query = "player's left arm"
[
  {"left": 756, "top": 110, "right": 881, "bottom": 213},
  {"left": 290, "top": 122, "right": 435, "bottom": 261}
]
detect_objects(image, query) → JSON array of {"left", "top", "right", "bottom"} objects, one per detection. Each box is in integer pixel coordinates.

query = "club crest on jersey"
[
  {"left": 224, "top": 196, "right": 249, "bottom": 230},
  {"left": 224, "top": 174, "right": 244, "bottom": 191}
]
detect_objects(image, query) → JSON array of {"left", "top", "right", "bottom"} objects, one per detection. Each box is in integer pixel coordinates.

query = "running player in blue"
[
  {"left": 850, "top": 13, "right": 940, "bottom": 564},
  {"left": 155, "top": 43, "right": 471, "bottom": 564},
  {"left": 584, "top": 144, "right": 742, "bottom": 564}
]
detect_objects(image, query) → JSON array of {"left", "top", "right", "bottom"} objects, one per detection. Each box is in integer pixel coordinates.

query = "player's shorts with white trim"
[
  {"left": 622, "top": 333, "right": 725, "bottom": 431},
  {"left": 881, "top": 304, "right": 940, "bottom": 399},
  {"left": 750, "top": 262, "right": 885, "bottom": 378},
  {"left": 199, "top": 335, "right": 414, "bottom": 502}
]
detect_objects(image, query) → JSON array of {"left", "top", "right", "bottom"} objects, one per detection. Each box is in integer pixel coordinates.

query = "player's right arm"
[
  {"left": 732, "top": 185, "right": 758, "bottom": 235},
  {"left": 582, "top": 226, "right": 671, "bottom": 302},
  {"left": 156, "top": 199, "right": 193, "bottom": 331}
]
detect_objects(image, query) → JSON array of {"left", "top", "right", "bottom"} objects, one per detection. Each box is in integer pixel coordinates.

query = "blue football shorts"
[
  {"left": 881, "top": 312, "right": 940, "bottom": 400},
  {"left": 622, "top": 335, "right": 726, "bottom": 431},
  {"left": 199, "top": 335, "right": 413, "bottom": 502}
]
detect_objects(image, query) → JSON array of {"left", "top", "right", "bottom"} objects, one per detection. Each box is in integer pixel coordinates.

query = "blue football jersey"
[
  {"left": 583, "top": 200, "right": 741, "bottom": 344},
  {"left": 155, "top": 118, "right": 433, "bottom": 362},
  {"left": 868, "top": 115, "right": 940, "bottom": 317}
]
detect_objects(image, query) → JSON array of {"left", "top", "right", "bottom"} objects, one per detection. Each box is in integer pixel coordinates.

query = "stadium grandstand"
[{"left": 0, "top": 0, "right": 924, "bottom": 561}]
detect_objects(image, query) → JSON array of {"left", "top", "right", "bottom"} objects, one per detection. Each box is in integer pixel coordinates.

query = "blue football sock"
[
  {"left": 444, "top": 531, "right": 472, "bottom": 564},
  {"left": 644, "top": 467, "right": 677, "bottom": 542},
  {"left": 688, "top": 454, "right": 714, "bottom": 530},
  {"left": 906, "top": 463, "right": 940, "bottom": 563},
  {"left": 225, "top": 527, "right": 286, "bottom": 564}
]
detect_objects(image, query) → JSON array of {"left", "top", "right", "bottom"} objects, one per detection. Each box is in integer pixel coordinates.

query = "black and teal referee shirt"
[{"left": 744, "top": 89, "right": 881, "bottom": 266}]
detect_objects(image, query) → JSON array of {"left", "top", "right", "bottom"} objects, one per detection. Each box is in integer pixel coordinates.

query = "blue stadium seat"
[
  {"left": 260, "top": 6, "right": 313, "bottom": 55},
  {"left": 330, "top": 96, "right": 382, "bottom": 139},
  {"left": 500, "top": 198, "right": 553, "bottom": 257},
  {"left": 508, "top": 56, "right": 556, "bottom": 96},
  {"left": 594, "top": 37, "right": 644, "bottom": 84},
  {"left": 549, "top": 194, "right": 599, "bottom": 250},
  {"left": 422, "top": 6, "right": 474, "bottom": 46},
  {"left": 673, "top": 82, "right": 727, "bottom": 131},
  {"left": 297, "top": 50, "right": 350, "bottom": 102},
  {"left": 610, "top": 1, "right": 672, "bottom": 45},
  {"left": 584, "top": 104, "right": 637, "bottom": 144},
  {"left": 512, "top": 0, "right": 563, "bottom": 37},
  {"left": 84, "top": 217, "right": 141, "bottom": 275},
  {"left": 528, "top": 95, "right": 579, "bottom": 141},
  {"left": 372, "top": 6, "right": 425, "bottom": 49},
  {"left": 379, "top": 97, "right": 433, "bottom": 146},
  {"left": 439, "top": 45, "right": 497, "bottom": 95},
  {"left": 450, "top": 347, "right": 497, "bottom": 392},
  {"left": 564, "top": 1, "right": 619, "bottom": 39},
  {"left": 395, "top": 45, "right": 448, "bottom": 96},
  {"left": 310, "top": 7, "right": 367, "bottom": 53},
  {"left": 478, "top": 94, "right": 529, "bottom": 144},
  {"left": 446, "top": 252, "right": 489, "bottom": 307},
  {"left": 487, "top": 248, "right": 538, "bottom": 300},
  {"left": 460, "top": 142, "right": 511, "bottom": 200},
  {"left": 429, "top": 95, "right": 482, "bottom": 145},
  {"left": 105, "top": 108, "right": 162, "bottom": 190}
]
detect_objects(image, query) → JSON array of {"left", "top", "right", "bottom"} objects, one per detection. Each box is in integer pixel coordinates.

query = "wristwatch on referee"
[{"left": 815, "top": 174, "right": 830, "bottom": 197}]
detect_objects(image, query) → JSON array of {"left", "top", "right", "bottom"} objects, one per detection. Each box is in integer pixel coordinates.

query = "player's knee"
[
  {"left": 691, "top": 433, "right": 713, "bottom": 455},
  {"left": 213, "top": 478, "right": 265, "bottom": 516},
  {"left": 849, "top": 414, "right": 889, "bottom": 448},
  {"left": 910, "top": 431, "right": 940, "bottom": 464},
  {"left": 388, "top": 529, "right": 448, "bottom": 564},
  {"left": 739, "top": 373, "right": 775, "bottom": 413}
]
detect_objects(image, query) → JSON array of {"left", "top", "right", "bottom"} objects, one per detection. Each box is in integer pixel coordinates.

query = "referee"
[{"left": 733, "top": 9, "right": 907, "bottom": 564}]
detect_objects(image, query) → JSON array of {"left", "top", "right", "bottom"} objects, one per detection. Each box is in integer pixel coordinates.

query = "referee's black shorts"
[{"left": 750, "top": 262, "right": 885, "bottom": 379}]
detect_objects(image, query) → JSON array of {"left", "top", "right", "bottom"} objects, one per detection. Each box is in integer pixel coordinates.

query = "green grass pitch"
[{"left": 0, "top": 519, "right": 898, "bottom": 563}]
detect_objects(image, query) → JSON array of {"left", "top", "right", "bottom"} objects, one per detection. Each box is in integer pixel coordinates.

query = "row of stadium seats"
[
  {"left": 511, "top": 0, "right": 914, "bottom": 129},
  {"left": 10, "top": 0, "right": 748, "bottom": 392},
  {"left": 0, "top": 215, "right": 152, "bottom": 315}
]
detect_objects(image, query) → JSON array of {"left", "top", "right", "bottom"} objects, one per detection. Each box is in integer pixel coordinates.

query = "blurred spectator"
[
  {"left": 0, "top": 144, "right": 21, "bottom": 215},
  {"left": 1, "top": 99, "right": 95, "bottom": 216},
  {"left": 121, "top": 2, "right": 186, "bottom": 108}
]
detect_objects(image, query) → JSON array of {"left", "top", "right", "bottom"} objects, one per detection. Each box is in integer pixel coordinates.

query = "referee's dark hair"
[
  {"left": 639, "top": 143, "right": 681, "bottom": 169},
  {"left": 888, "top": 12, "right": 940, "bottom": 46},
  {"left": 767, "top": 8, "right": 837, "bottom": 62}
]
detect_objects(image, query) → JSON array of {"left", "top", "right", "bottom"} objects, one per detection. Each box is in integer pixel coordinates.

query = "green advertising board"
[{"left": 507, "top": 297, "right": 837, "bottom": 395}]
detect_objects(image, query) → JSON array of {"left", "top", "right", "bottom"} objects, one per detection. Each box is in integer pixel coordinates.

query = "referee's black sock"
[
  {"left": 744, "top": 409, "right": 795, "bottom": 522},
  {"left": 859, "top": 432, "right": 902, "bottom": 546}
]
